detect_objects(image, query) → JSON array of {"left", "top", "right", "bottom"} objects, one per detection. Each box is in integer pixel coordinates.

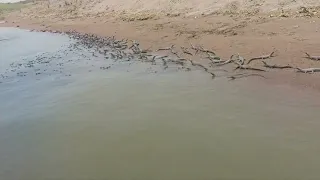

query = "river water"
[{"left": 1, "top": 27, "right": 320, "bottom": 180}]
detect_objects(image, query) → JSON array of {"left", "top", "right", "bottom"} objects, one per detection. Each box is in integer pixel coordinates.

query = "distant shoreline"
[{"left": 0, "top": 0, "right": 26, "bottom": 3}]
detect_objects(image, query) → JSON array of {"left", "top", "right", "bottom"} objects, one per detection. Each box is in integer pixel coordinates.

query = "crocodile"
[
  {"left": 305, "top": 53, "right": 320, "bottom": 61},
  {"left": 247, "top": 52, "right": 275, "bottom": 65},
  {"left": 296, "top": 68, "right": 320, "bottom": 73}
]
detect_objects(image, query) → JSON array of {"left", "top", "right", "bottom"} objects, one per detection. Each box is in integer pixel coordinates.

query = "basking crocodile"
[
  {"left": 305, "top": 53, "right": 320, "bottom": 61},
  {"left": 296, "top": 68, "right": 320, "bottom": 73}
]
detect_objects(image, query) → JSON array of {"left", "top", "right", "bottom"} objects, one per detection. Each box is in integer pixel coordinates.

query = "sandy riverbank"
[{"left": 2, "top": 0, "right": 320, "bottom": 90}]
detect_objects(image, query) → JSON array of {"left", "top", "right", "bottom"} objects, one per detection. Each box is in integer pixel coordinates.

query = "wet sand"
[{"left": 2, "top": 5, "right": 320, "bottom": 90}]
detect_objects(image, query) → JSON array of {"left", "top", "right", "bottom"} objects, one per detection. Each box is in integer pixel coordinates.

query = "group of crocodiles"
[{"left": 38, "top": 30, "right": 320, "bottom": 80}]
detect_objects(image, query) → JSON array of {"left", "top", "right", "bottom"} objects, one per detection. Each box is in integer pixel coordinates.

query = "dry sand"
[
  {"left": 2, "top": 0, "right": 320, "bottom": 90},
  {"left": 14, "top": 0, "right": 320, "bottom": 18}
]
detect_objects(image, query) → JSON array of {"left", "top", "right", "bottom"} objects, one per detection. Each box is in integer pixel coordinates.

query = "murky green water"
[{"left": 1, "top": 27, "right": 320, "bottom": 180}]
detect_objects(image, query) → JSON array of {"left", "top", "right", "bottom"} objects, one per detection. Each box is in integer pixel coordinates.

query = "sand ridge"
[{"left": 17, "top": 0, "right": 320, "bottom": 19}]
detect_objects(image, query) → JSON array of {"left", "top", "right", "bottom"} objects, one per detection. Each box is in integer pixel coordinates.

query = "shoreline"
[{"left": 2, "top": 9, "right": 320, "bottom": 91}]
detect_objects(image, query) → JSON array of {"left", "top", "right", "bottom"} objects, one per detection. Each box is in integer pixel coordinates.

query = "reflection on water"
[{"left": 1, "top": 27, "right": 320, "bottom": 180}]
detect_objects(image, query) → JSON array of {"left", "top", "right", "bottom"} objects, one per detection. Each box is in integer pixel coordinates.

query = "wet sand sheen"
[{"left": 1, "top": 27, "right": 320, "bottom": 180}]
